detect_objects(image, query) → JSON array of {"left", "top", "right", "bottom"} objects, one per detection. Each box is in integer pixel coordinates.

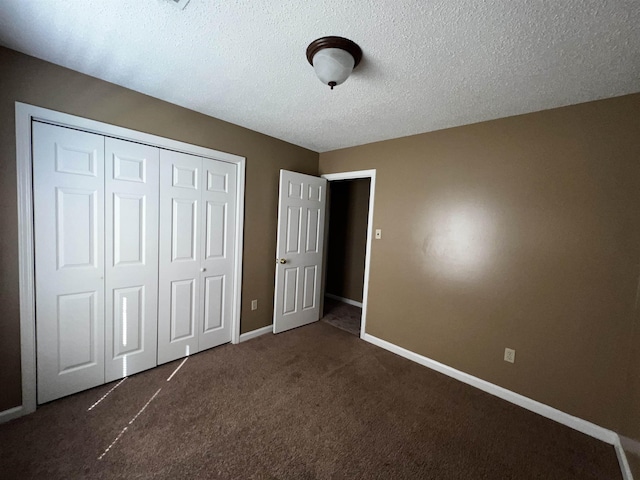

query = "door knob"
[
  {"left": 277, "top": 259, "right": 287, "bottom": 264},
  {"left": 200, "top": 267, "right": 206, "bottom": 272}
]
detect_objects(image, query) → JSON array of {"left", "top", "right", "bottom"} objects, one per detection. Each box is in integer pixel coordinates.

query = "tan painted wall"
[
  {"left": 320, "top": 93, "right": 640, "bottom": 432},
  {"left": 0, "top": 47, "right": 318, "bottom": 411},
  {"left": 325, "top": 179, "right": 370, "bottom": 303}
]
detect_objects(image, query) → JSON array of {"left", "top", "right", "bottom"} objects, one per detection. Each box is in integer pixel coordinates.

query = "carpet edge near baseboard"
[{"left": 362, "top": 333, "right": 633, "bottom": 480}]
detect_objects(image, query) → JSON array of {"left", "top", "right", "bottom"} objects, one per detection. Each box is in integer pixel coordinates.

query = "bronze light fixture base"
[
  {"left": 306, "top": 36, "right": 363, "bottom": 89},
  {"left": 306, "top": 36, "right": 363, "bottom": 68}
]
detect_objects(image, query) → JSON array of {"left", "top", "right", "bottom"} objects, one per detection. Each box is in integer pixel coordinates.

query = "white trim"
[
  {"left": 620, "top": 435, "right": 640, "bottom": 457},
  {"left": 239, "top": 325, "right": 272, "bottom": 343},
  {"left": 321, "top": 170, "right": 376, "bottom": 341},
  {"left": 325, "top": 293, "right": 363, "bottom": 308},
  {"left": 615, "top": 436, "right": 635, "bottom": 480},
  {"left": 323, "top": 170, "right": 376, "bottom": 182},
  {"left": 363, "top": 333, "right": 619, "bottom": 445},
  {"left": 231, "top": 158, "right": 246, "bottom": 344},
  {"left": 0, "top": 405, "right": 25, "bottom": 424},
  {"left": 15, "top": 104, "right": 37, "bottom": 418},
  {"left": 21, "top": 104, "right": 244, "bottom": 164},
  {"left": 14, "top": 102, "right": 246, "bottom": 419}
]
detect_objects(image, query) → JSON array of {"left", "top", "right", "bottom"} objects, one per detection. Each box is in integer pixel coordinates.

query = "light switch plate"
[{"left": 251, "top": 299, "right": 258, "bottom": 311}]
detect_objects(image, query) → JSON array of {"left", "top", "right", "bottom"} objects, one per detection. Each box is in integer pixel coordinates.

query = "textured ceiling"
[{"left": 1, "top": 0, "right": 639, "bottom": 152}]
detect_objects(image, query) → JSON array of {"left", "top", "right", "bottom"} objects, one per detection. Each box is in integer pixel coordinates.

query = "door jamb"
[
  {"left": 11, "top": 102, "right": 245, "bottom": 421},
  {"left": 320, "top": 170, "right": 376, "bottom": 339}
]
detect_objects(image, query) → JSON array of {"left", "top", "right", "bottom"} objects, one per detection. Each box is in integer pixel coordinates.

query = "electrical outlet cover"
[{"left": 504, "top": 348, "right": 516, "bottom": 363}]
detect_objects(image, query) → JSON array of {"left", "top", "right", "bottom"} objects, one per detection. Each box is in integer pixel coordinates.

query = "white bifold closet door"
[
  {"left": 157, "top": 150, "right": 237, "bottom": 364},
  {"left": 33, "top": 123, "right": 106, "bottom": 404},
  {"left": 33, "top": 122, "right": 236, "bottom": 402},
  {"left": 104, "top": 138, "right": 159, "bottom": 382},
  {"left": 34, "top": 123, "right": 160, "bottom": 403}
]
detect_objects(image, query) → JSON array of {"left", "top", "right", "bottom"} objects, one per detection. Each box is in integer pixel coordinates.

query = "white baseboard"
[
  {"left": 0, "top": 405, "right": 24, "bottom": 424},
  {"left": 362, "top": 333, "right": 631, "bottom": 476},
  {"left": 239, "top": 325, "right": 272, "bottom": 343},
  {"left": 325, "top": 293, "right": 363, "bottom": 308},
  {"left": 620, "top": 435, "right": 640, "bottom": 459},
  {"left": 615, "top": 436, "right": 635, "bottom": 480}
]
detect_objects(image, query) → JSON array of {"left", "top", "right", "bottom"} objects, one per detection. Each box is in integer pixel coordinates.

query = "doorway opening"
[{"left": 320, "top": 171, "right": 376, "bottom": 338}]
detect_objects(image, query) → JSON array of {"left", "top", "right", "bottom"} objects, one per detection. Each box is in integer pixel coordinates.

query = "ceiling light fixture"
[{"left": 306, "top": 36, "right": 362, "bottom": 90}]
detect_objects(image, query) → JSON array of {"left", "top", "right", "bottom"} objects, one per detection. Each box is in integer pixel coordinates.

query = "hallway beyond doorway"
[{"left": 321, "top": 297, "right": 361, "bottom": 336}]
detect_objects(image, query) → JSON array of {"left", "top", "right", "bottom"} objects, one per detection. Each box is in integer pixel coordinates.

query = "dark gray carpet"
[
  {"left": 321, "top": 297, "right": 361, "bottom": 336},
  {"left": 0, "top": 322, "right": 621, "bottom": 479}
]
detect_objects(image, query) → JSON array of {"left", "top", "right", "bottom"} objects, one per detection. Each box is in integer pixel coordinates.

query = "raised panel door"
[
  {"left": 33, "top": 122, "right": 105, "bottom": 403},
  {"left": 198, "top": 159, "right": 236, "bottom": 351},
  {"left": 105, "top": 138, "right": 159, "bottom": 381},
  {"left": 158, "top": 150, "right": 202, "bottom": 364},
  {"left": 273, "top": 170, "right": 327, "bottom": 333}
]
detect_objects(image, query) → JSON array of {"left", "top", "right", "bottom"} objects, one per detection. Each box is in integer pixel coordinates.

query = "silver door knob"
[
  {"left": 200, "top": 267, "right": 206, "bottom": 272},
  {"left": 277, "top": 259, "right": 287, "bottom": 264}
]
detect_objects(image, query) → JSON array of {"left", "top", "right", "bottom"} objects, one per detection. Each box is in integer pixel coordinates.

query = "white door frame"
[
  {"left": 10, "top": 102, "right": 245, "bottom": 421},
  {"left": 321, "top": 170, "right": 376, "bottom": 339}
]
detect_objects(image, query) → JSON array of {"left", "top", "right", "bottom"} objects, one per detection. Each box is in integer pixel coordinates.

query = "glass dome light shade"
[{"left": 312, "top": 48, "right": 355, "bottom": 88}]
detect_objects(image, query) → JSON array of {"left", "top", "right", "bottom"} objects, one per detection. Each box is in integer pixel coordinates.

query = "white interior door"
[
  {"left": 158, "top": 150, "right": 202, "bottom": 364},
  {"left": 104, "top": 138, "right": 159, "bottom": 381},
  {"left": 273, "top": 170, "right": 327, "bottom": 333},
  {"left": 198, "top": 158, "right": 237, "bottom": 351},
  {"left": 33, "top": 122, "right": 105, "bottom": 403}
]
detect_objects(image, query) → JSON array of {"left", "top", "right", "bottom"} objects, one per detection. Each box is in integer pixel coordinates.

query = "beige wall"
[
  {"left": 0, "top": 47, "right": 318, "bottom": 411},
  {"left": 325, "top": 179, "right": 370, "bottom": 302},
  {"left": 320, "top": 93, "right": 640, "bottom": 433}
]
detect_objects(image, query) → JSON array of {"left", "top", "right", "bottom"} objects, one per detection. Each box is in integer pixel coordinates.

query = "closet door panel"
[
  {"left": 198, "top": 159, "right": 236, "bottom": 351},
  {"left": 105, "top": 138, "right": 159, "bottom": 381},
  {"left": 158, "top": 150, "right": 202, "bottom": 364},
  {"left": 33, "top": 122, "right": 105, "bottom": 404}
]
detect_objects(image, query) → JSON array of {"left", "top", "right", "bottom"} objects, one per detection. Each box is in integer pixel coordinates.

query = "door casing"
[{"left": 11, "top": 102, "right": 245, "bottom": 421}]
